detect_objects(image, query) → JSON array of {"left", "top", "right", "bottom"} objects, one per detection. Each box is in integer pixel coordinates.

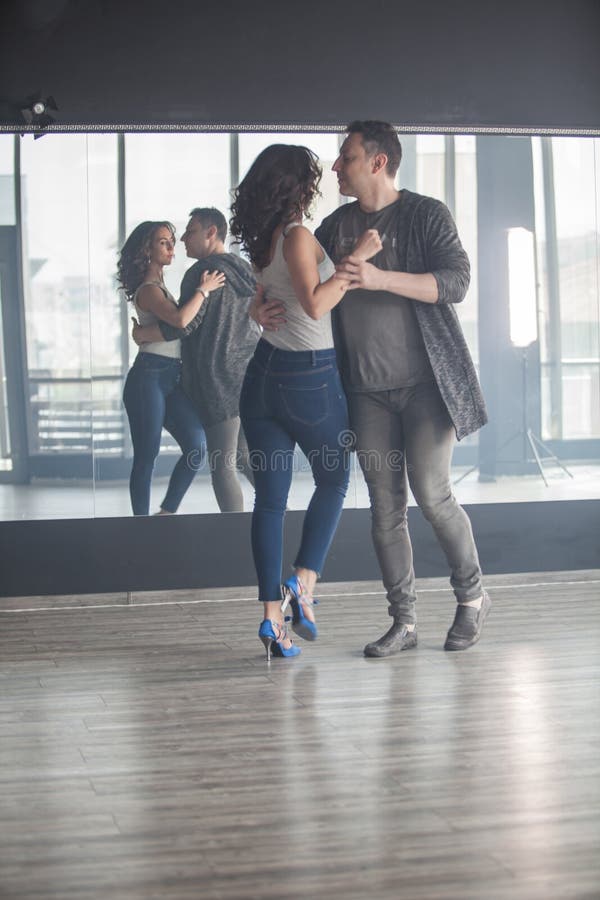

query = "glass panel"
[
  {"left": 0, "top": 136, "right": 15, "bottom": 471},
  {"left": 0, "top": 276, "right": 12, "bottom": 470},
  {"left": 552, "top": 138, "right": 600, "bottom": 439},
  {"left": 416, "top": 135, "right": 445, "bottom": 199},
  {"left": 19, "top": 134, "right": 94, "bottom": 517},
  {"left": 454, "top": 136, "right": 478, "bottom": 363},
  {"left": 0, "top": 131, "right": 597, "bottom": 521},
  {"left": 121, "top": 133, "right": 233, "bottom": 515},
  {"left": 0, "top": 135, "right": 15, "bottom": 225},
  {"left": 534, "top": 137, "right": 600, "bottom": 442},
  {"left": 86, "top": 135, "right": 123, "bottom": 513},
  {"left": 239, "top": 132, "right": 342, "bottom": 234},
  {"left": 125, "top": 133, "right": 231, "bottom": 299},
  {"left": 403, "top": 136, "right": 480, "bottom": 486}
]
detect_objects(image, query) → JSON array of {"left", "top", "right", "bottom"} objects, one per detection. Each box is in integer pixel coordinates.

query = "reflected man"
[{"left": 133, "top": 207, "right": 260, "bottom": 511}]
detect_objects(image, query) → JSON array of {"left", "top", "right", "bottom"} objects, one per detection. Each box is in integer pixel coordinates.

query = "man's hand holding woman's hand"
[{"left": 335, "top": 228, "right": 385, "bottom": 290}]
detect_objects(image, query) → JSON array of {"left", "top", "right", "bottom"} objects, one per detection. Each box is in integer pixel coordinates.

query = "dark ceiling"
[{"left": 1, "top": 0, "right": 599, "bottom": 133}]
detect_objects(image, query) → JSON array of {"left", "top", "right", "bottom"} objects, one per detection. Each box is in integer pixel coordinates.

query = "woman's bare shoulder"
[
  {"left": 135, "top": 282, "right": 169, "bottom": 309},
  {"left": 282, "top": 224, "right": 320, "bottom": 258}
]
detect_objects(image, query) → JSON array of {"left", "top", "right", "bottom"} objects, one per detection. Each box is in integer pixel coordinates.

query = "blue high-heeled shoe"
[
  {"left": 281, "top": 575, "right": 319, "bottom": 641},
  {"left": 258, "top": 619, "right": 301, "bottom": 662}
]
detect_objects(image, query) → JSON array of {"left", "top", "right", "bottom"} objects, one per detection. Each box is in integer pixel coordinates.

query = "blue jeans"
[
  {"left": 240, "top": 339, "right": 350, "bottom": 602},
  {"left": 123, "top": 353, "right": 206, "bottom": 515}
]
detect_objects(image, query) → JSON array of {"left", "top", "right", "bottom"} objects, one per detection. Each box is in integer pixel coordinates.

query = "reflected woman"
[
  {"left": 231, "top": 145, "right": 381, "bottom": 659},
  {"left": 117, "top": 221, "right": 225, "bottom": 515}
]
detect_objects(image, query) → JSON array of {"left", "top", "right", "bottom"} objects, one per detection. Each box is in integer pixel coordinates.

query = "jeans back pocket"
[{"left": 279, "top": 382, "right": 329, "bottom": 426}]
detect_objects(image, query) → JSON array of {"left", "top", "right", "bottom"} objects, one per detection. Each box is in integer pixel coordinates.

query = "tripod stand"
[{"left": 454, "top": 346, "right": 574, "bottom": 487}]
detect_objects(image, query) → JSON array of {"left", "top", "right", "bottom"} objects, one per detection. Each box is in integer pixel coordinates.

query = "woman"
[
  {"left": 231, "top": 145, "right": 381, "bottom": 659},
  {"left": 117, "top": 220, "right": 225, "bottom": 515}
]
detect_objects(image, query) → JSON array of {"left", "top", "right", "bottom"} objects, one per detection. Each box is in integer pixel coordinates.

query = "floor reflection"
[{"left": 1, "top": 462, "right": 599, "bottom": 520}]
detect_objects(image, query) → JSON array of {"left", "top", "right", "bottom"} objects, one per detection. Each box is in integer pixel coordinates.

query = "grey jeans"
[
  {"left": 205, "top": 417, "right": 254, "bottom": 513},
  {"left": 348, "top": 382, "right": 483, "bottom": 624}
]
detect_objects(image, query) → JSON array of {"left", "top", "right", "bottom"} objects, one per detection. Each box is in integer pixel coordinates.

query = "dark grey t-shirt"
[{"left": 331, "top": 195, "right": 434, "bottom": 392}]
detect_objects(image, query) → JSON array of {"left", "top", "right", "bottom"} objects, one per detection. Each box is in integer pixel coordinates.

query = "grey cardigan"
[
  {"left": 158, "top": 253, "right": 260, "bottom": 426},
  {"left": 315, "top": 190, "right": 488, "bottom": 440}
]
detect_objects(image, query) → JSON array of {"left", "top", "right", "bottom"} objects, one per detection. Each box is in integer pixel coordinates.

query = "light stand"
[
  {"left": 454, "top": 227, "right": 573, "bottom": 486},
  {"left": 512, "top": 343, "right": 573, "bottom": 486}
]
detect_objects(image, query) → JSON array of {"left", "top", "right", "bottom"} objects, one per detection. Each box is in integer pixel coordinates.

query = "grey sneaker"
[
  {"left": 444, "top": 591, "right": 492, "bottom": 651},
  {"left": 364, "top": 622, "right": 418, "bottom": 658}
]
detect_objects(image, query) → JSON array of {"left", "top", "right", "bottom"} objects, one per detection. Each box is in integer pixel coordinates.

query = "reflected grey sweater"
[
  {"left": 158, "top": 253, "right": 260, "bottom": 426},
  {"left": 315, "top": 190, "right": 488, "bottom": 440}
]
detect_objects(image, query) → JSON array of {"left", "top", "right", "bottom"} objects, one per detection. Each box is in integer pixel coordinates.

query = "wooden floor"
[{"left": 1, "top": 571, "right": 599, "bottom": 900}]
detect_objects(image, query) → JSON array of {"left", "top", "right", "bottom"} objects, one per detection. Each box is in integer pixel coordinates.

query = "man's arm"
[
  {"left": 249, "top": 285, "right": 288, "bottom": 332},
  {"left": 334, "top": 263, "right": 439, "bottom": 303},
  {"left": 132, "top": 320, "right": 162, "bottom": 345},
  {"left": 335, "top": 200, "right": 470, "bottom": 305}
]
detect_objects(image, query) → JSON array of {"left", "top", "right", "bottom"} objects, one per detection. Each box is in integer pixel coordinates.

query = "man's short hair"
[
  {"left": 189, "top": 207, "right": 228, "bottom": 242},
  {"left": 346, "top": 120, "right": 402, "bottom": 177}
]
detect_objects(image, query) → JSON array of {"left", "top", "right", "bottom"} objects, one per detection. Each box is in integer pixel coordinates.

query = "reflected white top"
[{"left": 134, "top": 281, "right": 181, "bottom": 358}]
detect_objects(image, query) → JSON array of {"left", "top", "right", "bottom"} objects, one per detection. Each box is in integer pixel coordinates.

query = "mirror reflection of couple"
[{"left": 117, "top": 120, "right": 491, "bottom": 660}]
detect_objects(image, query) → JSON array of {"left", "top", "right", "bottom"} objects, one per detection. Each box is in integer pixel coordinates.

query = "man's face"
[
  {"left": 180, "top": 217, "right": 211, "bottom": 260},
  {"left": 332, "top": 132, "right": 376, "bottom": 199}
]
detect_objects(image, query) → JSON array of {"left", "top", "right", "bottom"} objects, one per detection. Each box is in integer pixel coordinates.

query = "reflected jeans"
[
  {"left": 348, "top": 381, "right": 483, "bottom": 624},
  {"left": 205, "top": 417, "right": 254, "bottom": 513},
  {"left": 240, "top": 339, "right": 350, "bottom": 602},
  {"left": 123, "top": 352, "right": 206, "bottom": 515}
]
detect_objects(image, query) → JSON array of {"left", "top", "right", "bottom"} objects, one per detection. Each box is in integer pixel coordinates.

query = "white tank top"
[
  {"left": 258, "top": 224, "right": 335, "bottom": 351},
  {"left": 133, "top": 281, "right": 181, "bottom": 359}
]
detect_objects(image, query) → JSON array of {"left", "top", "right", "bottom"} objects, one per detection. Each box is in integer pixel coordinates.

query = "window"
[
  {"left": 125, "top": 133, "right": 231, "bottom": 309},
  {"left": 0, "top": 135, "right": 15, "bottom": 225},
  {"left": 238, "top": 132, "right": 342, "bottom": 229},
  {"left": 2, "top": 130, "right": 598, "bottom": 518},
  {"left": 20, "top": 135, "right": 94, "bottom": 461},
  {"left": 534, "top": 137, "right": 600, "bottom": 440}
]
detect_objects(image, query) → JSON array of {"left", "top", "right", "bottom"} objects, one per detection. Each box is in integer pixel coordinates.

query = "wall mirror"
[{"left": 0, "top": 129, "right": 599, "bottom": 522}]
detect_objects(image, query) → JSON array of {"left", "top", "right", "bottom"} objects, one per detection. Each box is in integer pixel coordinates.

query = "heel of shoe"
[
  {"left": 283, "top": 575, "right": 318, "bottom": 642},
  {"left": 260, "top": 636, "right": 273, "bottom": 662},
  {"left": 258, "top": 619, "right": 300, "bottom": 660},
  {"left": 258, "top": 620, "right": 274, "bottom": 661}
]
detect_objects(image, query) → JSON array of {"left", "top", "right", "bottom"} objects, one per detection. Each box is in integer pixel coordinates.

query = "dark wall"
[
  {"left": 1, "top": 502, "right": 599, "bottom": 597},
  {"left": 2, "top": 0, "right": 600, "bottom": 133}
]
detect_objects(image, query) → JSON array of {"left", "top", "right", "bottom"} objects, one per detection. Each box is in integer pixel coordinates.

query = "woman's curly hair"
[
  {"left": 230, "top": 145, "right": 322, "bottom": 270},
  {"left": 116, "top": 220, "right": 176, "bottom": 301}
]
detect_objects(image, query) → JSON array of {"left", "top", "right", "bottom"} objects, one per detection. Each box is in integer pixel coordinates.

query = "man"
[
  {"left": 258, "top": 121, "right": 490, "bottom": 655},
  {"left": 133, "top": 207, "right": 260, "bottom": 512}
]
